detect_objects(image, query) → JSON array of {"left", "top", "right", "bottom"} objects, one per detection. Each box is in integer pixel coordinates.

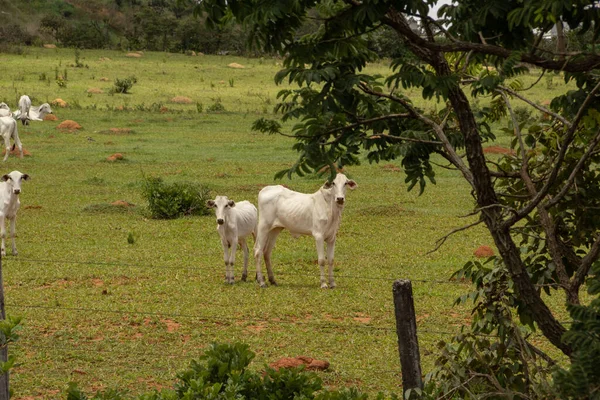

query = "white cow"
[
  {"left": 17, "top": 95, "right": 31, "bottom": 126},
  {"left": 206, "top": 196, "right": 257, "bottom": 284},
  {"left": 0, "top": 103, "right": 10, "bottom": 118},
  {"left": 0, "top": 171, "right": 29, "bottom": 256},
  {"left": 254, "top": 173, "right": 357, "bottom": 289},
  {"left": 0, "top": 116, "right": 23, "bottom": 161},
  {"left": 13, "top": 103, "right": 53, "bottom": 122}
]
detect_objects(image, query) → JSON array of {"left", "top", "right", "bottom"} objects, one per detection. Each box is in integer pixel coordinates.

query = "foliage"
[
  {"left": 553, "top": 262, "right": 600, "bottom": 399},
  {"left": 141, "top": 176, "right": 211, "bottom": 219},
  {"left": 66, "top": 342, "right": 384, "bottom": 400},
  {"left": 113, "top": 76, "right": 138, "bottom": 95},
  {"left": 0, "top": 316, "right": 22, "bottom": 376}
]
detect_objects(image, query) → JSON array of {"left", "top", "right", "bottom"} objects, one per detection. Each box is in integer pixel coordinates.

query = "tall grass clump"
[{"left": 142, "top": 176, "right": 211, "bottom": 219}]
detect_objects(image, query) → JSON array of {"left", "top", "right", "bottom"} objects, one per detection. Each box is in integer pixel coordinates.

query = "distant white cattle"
[
  {"left": 17, "top": 95, "right": 31, "bottom": 126},
  {"left": 0, "top": 116, "right": 23, "bottom": 161},
  {"left": 206, "top": 196, "right": 257, "bottom": 284},
  {"left": 0, "top": 170, "right": 30, "bottom": 256},
  {"left": 13, "top": 103, "right": 53, "bottom": 122},
  {"left": 0, "top": 103, "right": 10, "bottom": 118},
  {"left": 254, "top": 173, "right": 357, "bottom": 289}
]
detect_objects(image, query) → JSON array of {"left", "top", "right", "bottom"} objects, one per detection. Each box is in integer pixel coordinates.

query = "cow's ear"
[
  {"left": 206, "top": 200, "right": 215, "bottom": 208},
  {"left": 323, "top": 181, "right": 333, "bottom": 189},
  {"left": 346, "top": 180, "right": 357, "bottom": 190},
  {"left": 228, "top": 200, "right": 235, "bottom": 207},
  {"left": 1, "top": 175, "right": 9, "bottom": 182},
  {"left": 21, "top": 174, "right": 30, "bottom": 181}
]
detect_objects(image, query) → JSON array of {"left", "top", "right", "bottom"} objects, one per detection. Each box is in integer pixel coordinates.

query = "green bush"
[
  {"left": 142, "top": 176, "right": 211, "bottom": 219},
  {"left": 66, "top": 342, "right": 384, "bottom": 400},
  {"left": 113, "top": 76, "right": 138, "bottom": 94}
]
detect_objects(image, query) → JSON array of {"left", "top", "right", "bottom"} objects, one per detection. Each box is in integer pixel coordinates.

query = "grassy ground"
[{"left": 0, "top": 47, "right": 569, "bottom": 398}]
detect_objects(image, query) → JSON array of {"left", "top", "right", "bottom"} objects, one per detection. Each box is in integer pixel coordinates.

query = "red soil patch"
[
  {"left": 87, "top": 87, "right": 103, "bottom": 94},
  {"left": 246, "top": 323, "right": 267, "bottom": 333},
  {"left": 474, "top": 245, "right": 495, "bottom": 258},
  {"left": 23, "top": 205, "right": 42, "bottom": 210},
  {"left": 104, "top": 141, "right": 115, "bottom": 145},
  {"left": 91, "top": 278, "right": 104, "bottom": 287},
  {"left": 57, "top": 120, "right": 82, "bottom": 131},
  {"left": 98, "top": 58, "right": 111, "bottom": 62},
  {"left": 228, "top": 63, "right": 245, "bottom": 69},
  {"left": 269, "top": 356, "right": 330, "bottom": 371},
  {"left": 126, "top": 52, "right": 142, "bottom": 58},
  {"left": 111, "top": 200, "right": 134, "bottom": 207},
  {"left": 133, "top": 119, "right": 144, "bottom": 123},
  {"left": 382, "top": 163, "right": 401, "bottom": 172},
  {"left": 43, "top": 44, "right": 57, "bottom": 49},
  {"left": 2, "top": 148, "right": 31, "bottom": 157},
  {"left": 352, "top": 313, "right": 371, "bottom": 324},
  {"left": 51, "top": 98, "right": 68, "bottom": 108},
  {"left": 109, "top": 128, "right": 132, "bottom": 134},
  {"left": 170, "top": 96, "right": 193, "bottom": 104},
  {"left": 44, "top": 114, "right": 58, "bottom": 121},
  {"left": 107, "top": 153, "right": 124, "bottom": 162},
  {"left": 159, "top": 106, "right": 169, "bottom": 113},
  {"left": 99, "top": 77, "right": 110, "bottom": 81},
  {"left": 161, "top": 319, "right": 181, "bottom": 332},
  {"left": 483, "top": 146, "right": 514, "bottom": 155}
]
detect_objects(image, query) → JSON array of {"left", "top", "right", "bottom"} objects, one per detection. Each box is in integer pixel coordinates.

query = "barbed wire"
[{"left": 7, "top": 257, "right": 470, "bottom": 285}]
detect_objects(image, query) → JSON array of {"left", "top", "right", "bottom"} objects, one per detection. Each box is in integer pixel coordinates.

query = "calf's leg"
[
  {"left": 326, "top": 239, "right": 337, "bottom": 289},
  {"left": 9, "top": 217, "right": 17, "bottom": 256},
  {"left": 240, "top": 238, "right": 249, "bottom": 282}
]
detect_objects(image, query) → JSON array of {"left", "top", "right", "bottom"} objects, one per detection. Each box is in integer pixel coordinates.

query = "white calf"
[
  {"left": 17, "top": 95, "right": 31, "bottom": 126},
  {"left": 13, "top": 103, "right": 53, "bottom": 122},
  {"left": 0, "top": 171, "right": 29, "bottom": 256},
  {"left": 0, "top": 116, "right": 23, "bottom": 161},
  {"left": 207, "top": 196, "right": 257, "bottom": 284},
  {"left": 254, "top": 173, "right": 357, "bottom": 289}
]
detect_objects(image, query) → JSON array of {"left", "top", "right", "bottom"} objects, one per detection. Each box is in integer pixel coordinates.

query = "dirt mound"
[
  {"left": 2, "top": 148, "right": 31, "bottom": 157},
  {"left": 107, "top": 153, "right": 124, "bottom": 162},
  {"left": 159, "top": 106, "right": 169, "bottom": 113},
  {"left": 57, "top": 120, "right": 82, "bottom": 131},
  {"left": 474, "top": 245, "right": 495, "bottom": 258},
  {"left": 87, "top": 88, "right": 103, "bottom": 94},
  {"left": 170, "top": 96, "right": 193, "bottom": 104},
  {"left": 227, "top": 63, "right": 245, "bottom": 69},
  {"left": 382, "top": 164, "right": 401, "bottom": 172},
  {"left": 109, "top": 128, "right": 132, "bottom": 134},
  {"left": 483, "top": 146, "right": 514, "bottom": 155},
  {"left": 98, "top": 57, "right": 111, "bottom": 62},
  {"left": 99, "top": 77, "right": 110, "bottom": 81},
  {"left": 111, "top": 200, "right": 134, "bottom": 207},
  {"left": 44, "top": 114, "right": 58, "bottom": 121},
  {"left": 269, "top": 356, "right": 329, "bottom": 371},
  {"left": 51, "top": 98, "right": 68, "bottom": 108},
  {"left": 43, "top": 44, "right": 56, "bottom": 49},
  {"left": 126, "top": 52, "right": 142, "bottom": 58}
]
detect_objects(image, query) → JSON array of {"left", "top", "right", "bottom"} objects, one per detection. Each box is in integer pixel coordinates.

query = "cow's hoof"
[
  {"left": 259, "top": 283, "right": 268, "bottom": 289},
  {"left": 329, "top": 282, "right": 336, "bottom": 289},
  {"left": 320, "top": 283, "right": 329, "bottom": 289},
  {"left": 241, "top": 274, "right": 248, "bottom": 282}
]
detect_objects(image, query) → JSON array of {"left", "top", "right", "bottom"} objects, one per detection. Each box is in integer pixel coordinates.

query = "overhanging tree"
[{"left": 195, "top": 0, "right": 600, "bottom": 394}]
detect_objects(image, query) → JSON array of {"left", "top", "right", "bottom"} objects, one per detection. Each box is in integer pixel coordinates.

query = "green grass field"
[{"left": 0, "top": 47, "right": 568, "bottom": 398}]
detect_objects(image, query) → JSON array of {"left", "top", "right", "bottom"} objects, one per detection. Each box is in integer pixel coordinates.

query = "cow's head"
[
  {"left": 206, "top": 196, "right": 235, "bottom": 225},
  {"left": 39, "top": 103, "right": 53, "bottom": 115},
  {"left": 323, "top": 173, "right": 357, "bottom": 206},
  {"left": 0, "top": 103, "right": 9, "bottom": 110},
  {"left": 1, "top": 171, "right": 30, "bottom": 195}
]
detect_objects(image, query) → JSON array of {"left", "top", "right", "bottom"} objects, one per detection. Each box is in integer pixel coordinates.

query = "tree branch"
[
  {"left": 426, "top": 219, "right": 484, "bottom": 255},
  {"left": 497, "top": 85, "right": 571, "bottom": 128}
]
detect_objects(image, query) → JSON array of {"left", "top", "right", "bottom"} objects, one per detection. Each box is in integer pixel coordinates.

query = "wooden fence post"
[
  {"left": 393, "top": 279, "right": 422, "bottom": 397},
  {"left": 0, "top": 254, "right": 9, "bottom": 399}
]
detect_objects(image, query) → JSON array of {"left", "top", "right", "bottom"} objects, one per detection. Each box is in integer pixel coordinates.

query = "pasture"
[{"left": 0, "top": 47, "right": 563, "bottom": 398}]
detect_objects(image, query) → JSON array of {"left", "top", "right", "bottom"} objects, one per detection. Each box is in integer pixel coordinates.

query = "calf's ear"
[
  {"left": 228, "top": 200, "right": 235, "bottom": 207},
  {"left": 323, "top": 181, "right": 333, "bottom": 189},
  {"left": 346, "top": 180, "right": 357, "bottom": 189},
  {"left": 1, "top": 175, "right": 9, "bottom": 182},
  {"left": 206, "top": 200, "right": 216, "bottom": 208},
  {"left": 22, "top": 174, "right": 30, "bottom": 181}
]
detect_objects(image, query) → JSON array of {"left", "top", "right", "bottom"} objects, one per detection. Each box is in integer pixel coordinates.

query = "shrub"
[
  {"left": 113, "top": 76, "right": 138, "bottom": 94},
  {"left": 206, "top": 98, "right": 226, "bottom": 113},
  {"left": 66, "top": 342, "right": 381, "bottom": 399},
  {"left": 142, "top": 176, "right": 211, "bottom": 219}
]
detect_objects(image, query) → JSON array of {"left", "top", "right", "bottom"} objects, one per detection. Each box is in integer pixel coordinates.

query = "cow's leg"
[
  {"left": 240, "top": 238, "right": 249, "bottom": 282},
  {"left": 264, "top": 228, "right": 282, "bottom": 286},
  {"left": 326, "top": 238, "right": 337, "bottom": 289},
  {"left": 2, "top": 135, "right": 10, "bottom": 162},
  {"left": 0, "top": 216, "right": 5, "bottom": 256},
  {"left": 221, "top": 238, "right": 232, "bottom": 284},
  {"left": 228, "top": 235, "right": 238, "bottom": 284},
  {"left": 9, "top": 217, "right": 17, "bottom": 255},
  {"left": 254, "top": 224, "right": 269, "bottom": 288},
  {"left": 314, "top": 234, "right": 327, "bottom": 288},
  {"left": 13, "top": 133, "right": 23, "bottom": 159}
]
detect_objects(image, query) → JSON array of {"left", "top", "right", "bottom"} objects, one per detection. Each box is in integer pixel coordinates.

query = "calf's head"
[
  {"left": 323, "top": 173, "right": 357, "bottom": 206},
  {"left": 206, "top": 196, "right": 235, "bottom": 225},
  {"left": 1, "top": 171, "right": 30, "bottom": 195}
]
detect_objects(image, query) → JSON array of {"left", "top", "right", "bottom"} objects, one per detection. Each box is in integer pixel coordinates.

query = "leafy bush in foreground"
[
  {"left": 67, "top": 343, "right": 388, "bottom": 400},
  {"left": 142, "top": 177, "right": 211, "bottom": 219}
]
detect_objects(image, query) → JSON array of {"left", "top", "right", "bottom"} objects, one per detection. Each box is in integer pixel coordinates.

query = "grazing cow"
[
  {"left": 0, "top": 116, "right": 23, "bottom": 161},
  {"left": 0, "top": 171, "right": 29, "bottom": 256},
  {"left": 206, "top": 196, "right": 257, "bottom": 284},
  {"left": 254, "top": 173, "right": 358, "bottom": 289},
  {"left": 13, "top": 103, "right": 53, "bottom": 122},
  {"left": 17, "top": 95, "right": 31, "bottom": 126},
  {"left": 0, "top": 103, "right": 10, "bottom": 118}
]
